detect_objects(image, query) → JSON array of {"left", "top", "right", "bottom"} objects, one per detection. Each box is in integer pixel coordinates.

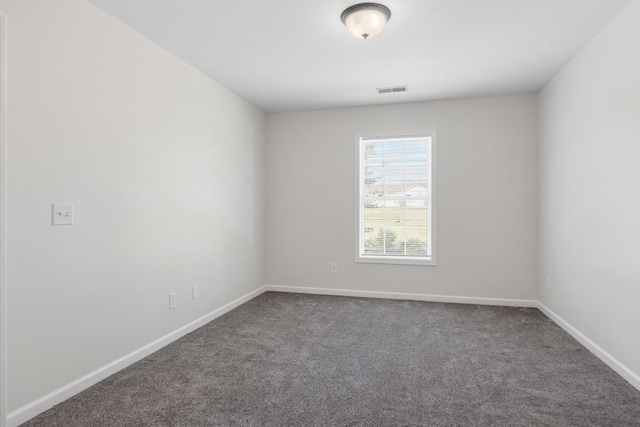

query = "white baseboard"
[
  {"left": 264, "top": 284, "right": 538, "bottom": 308},
  {"left": 537, "top": 302, "right": 640, "bottom": 392},
  {"left": 8, "top": 285, "right": 639, "bottom": 427},
  {"left": 7, "top": 285, "right": 267, "bottom": 427}
]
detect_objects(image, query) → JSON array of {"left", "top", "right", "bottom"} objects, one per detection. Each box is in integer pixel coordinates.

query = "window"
[{"left": 356, "top": 132, "right": 436, "bottom": 265}]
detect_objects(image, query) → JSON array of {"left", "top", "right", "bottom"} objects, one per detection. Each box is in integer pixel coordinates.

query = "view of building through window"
[{"left": 358, "top": 134, "right": 435, "bottom": 264}]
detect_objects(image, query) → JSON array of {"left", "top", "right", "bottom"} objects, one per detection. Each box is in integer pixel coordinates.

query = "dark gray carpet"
[{"left": 22, "top": 292, "right": 640, "bottom": 426}]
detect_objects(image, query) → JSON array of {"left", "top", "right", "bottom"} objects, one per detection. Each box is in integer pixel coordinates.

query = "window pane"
[
  {"left": 384, "top": 226, "right": 405, "bottom": 255},
  {"left": 363, "top": 204, "right": 384, "bottom": 227},
  {"left": 363, "top": 227, "right": 384, "bottom": 255},
  {"left": 384, "top": 141, "right": 405, "bottom": 193},
  {"left": 404, "top": 227, "right": 428, "bottom": 256},
  {"left": 384, "top": 204, "right": 404, "bottom": 228},
  {"left": 359, "top": 135, "right": 434, "bottom": 263},
  {"left": 406, "top": 205, "right": 428, "bottom": 226},
  {"left": 364, "top": 142, "right": 384, "bottom": 196}
]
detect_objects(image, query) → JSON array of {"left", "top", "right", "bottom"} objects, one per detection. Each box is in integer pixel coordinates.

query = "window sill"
[{"left": 356, "top": 256, "right": 437, "bottom": 266}]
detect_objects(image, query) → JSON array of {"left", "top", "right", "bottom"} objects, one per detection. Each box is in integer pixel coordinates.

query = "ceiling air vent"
[{"left": 377, "top": 86, "right": 407, "bottom": 94}]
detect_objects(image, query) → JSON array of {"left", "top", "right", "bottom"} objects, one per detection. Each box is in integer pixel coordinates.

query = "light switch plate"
[{"left": 52, "top": 203, "right": 74, "bottom": 225}]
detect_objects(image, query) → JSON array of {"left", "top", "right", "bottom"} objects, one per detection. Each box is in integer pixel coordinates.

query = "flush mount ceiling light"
[{"left": 341, "top": 3, "right": 391, "bottom": 40}]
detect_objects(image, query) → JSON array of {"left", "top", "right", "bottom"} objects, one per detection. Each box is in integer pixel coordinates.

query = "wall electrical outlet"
[
  {"left": 330, "top": 262, "right": 338, "bottom": 274},
  {"left": 545, "top": 276, "right": 551, "bottom": 290},
  {"left": 192, "top": 285, "right": 199, "bottom": 299},
  {"left": 169, "top": 292, "right": 177, "bottom": 309}
]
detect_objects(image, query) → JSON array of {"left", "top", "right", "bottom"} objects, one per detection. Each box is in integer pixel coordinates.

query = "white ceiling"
[{"left": 87, "top": 0, "right": 629, "bottom": 113}]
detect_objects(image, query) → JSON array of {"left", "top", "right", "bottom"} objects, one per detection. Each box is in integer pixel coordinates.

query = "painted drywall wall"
[
  {"left": 1, "top": 0, "right": 265, "bottom": 412},
  {"left": 539, "top": 0, "right": 640, "bottom": 380},
  {"left": 266, "top": 95, "right": 538, "bottom": 300},
  {"left": 0, "top": 12, "right": 6, "bottom": 427}
]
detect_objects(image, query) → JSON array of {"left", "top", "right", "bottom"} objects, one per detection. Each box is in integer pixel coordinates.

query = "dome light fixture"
[{"left": 341, "top": 3, "right": 391, "bottom": 40}]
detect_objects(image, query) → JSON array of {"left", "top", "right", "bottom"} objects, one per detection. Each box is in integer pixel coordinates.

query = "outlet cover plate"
[{"left": 52, "top": 203, "right": 74, "bottom": 225}]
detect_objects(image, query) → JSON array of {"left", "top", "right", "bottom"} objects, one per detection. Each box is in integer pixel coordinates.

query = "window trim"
[{"left": 354, "top": 130, "right": 437, "bottom": 266}]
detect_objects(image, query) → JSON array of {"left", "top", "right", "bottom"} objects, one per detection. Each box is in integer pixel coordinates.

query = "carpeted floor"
[{"left": 21, "top": 292, "right": 640, "bottom": 426}]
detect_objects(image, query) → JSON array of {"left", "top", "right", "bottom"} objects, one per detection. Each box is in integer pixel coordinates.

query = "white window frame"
[{"left": 355, "top": 131, "right": 437, "bottom": 266}]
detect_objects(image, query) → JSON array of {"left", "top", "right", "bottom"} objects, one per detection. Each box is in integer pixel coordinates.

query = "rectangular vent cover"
[{"left": 377, "top": 86, "right": 407, "bottom": 94}]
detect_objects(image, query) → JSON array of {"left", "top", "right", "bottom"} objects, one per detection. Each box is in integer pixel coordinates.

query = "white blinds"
[{"left": 359, "top": 136, "right": 432, "bottom": 258}]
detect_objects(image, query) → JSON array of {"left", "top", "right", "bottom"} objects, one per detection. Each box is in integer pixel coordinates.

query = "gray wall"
[
  {"left": 538, "top": 0, "right": 640, "bottom": 381},
  {"left": 266, "top": 95, "right": 539, "bottom": 300},
  {"left": 2, "top": 0, "right": 265, "bottom": 412}
]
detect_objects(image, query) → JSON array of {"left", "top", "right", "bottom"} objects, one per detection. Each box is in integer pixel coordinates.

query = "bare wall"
[
  {"left": 266, "top": 95, "right": 538, "bottom": 300},
  {"left": 539, "top": 0, "right": 640, "bottom": 380},
  {"left": 1, "top": 0, "right": 265, "bottom": 412}
]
